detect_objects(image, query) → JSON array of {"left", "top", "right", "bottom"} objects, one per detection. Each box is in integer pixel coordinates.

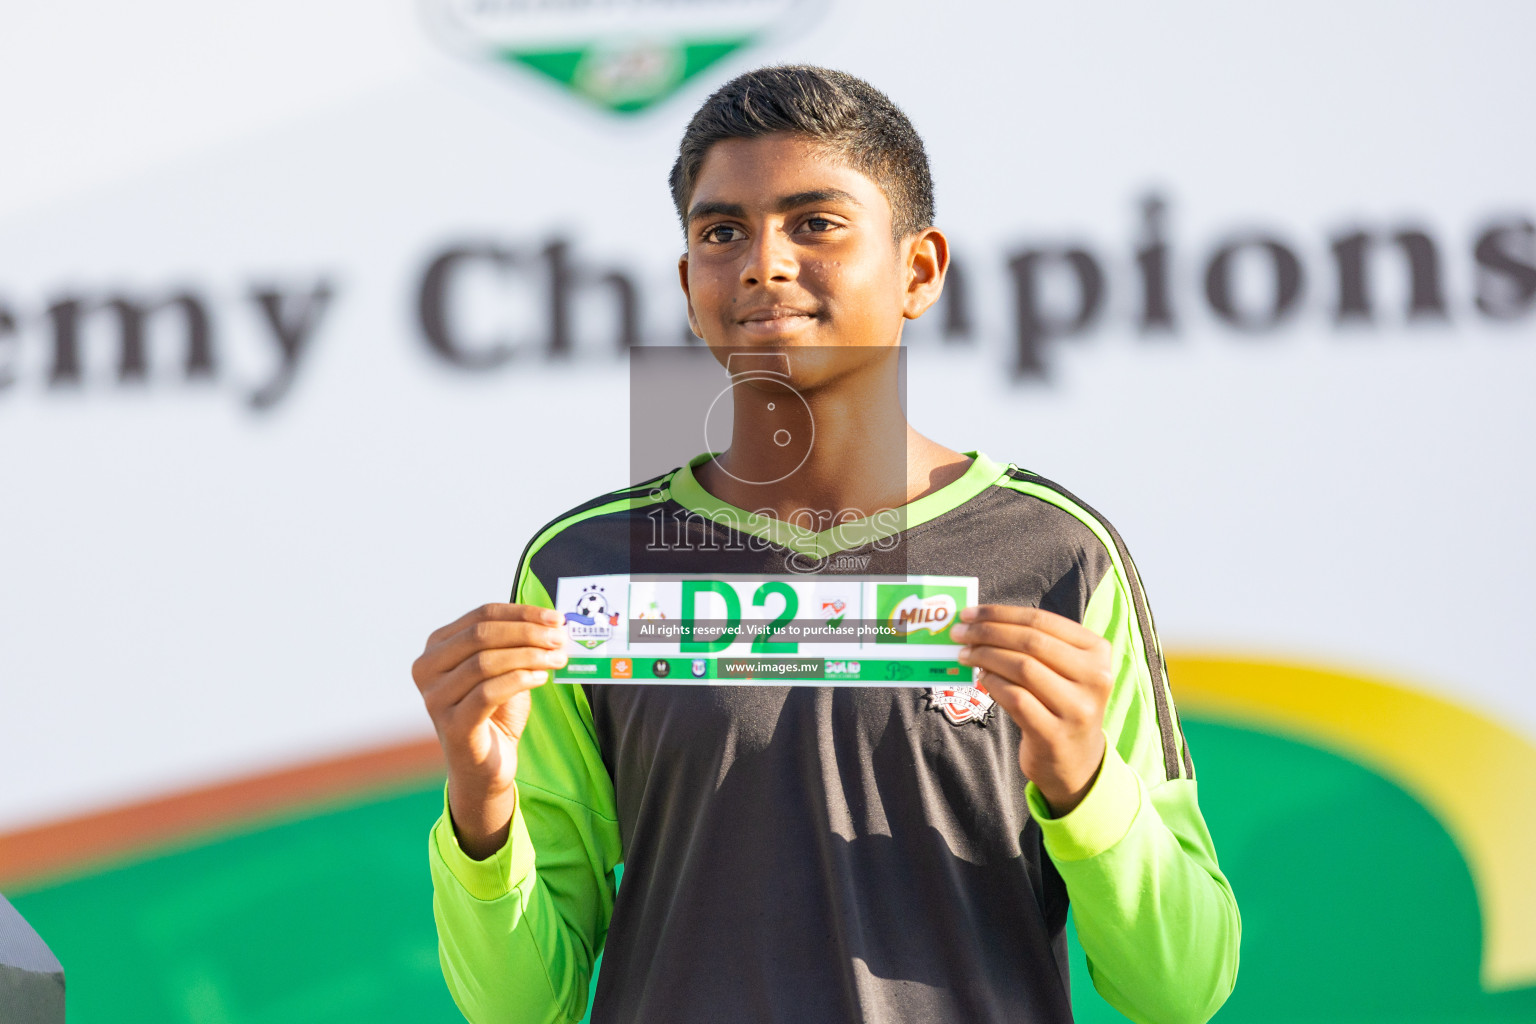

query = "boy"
[{"left": 413, "top": 66, "right": 1239, "bottom": 1024}]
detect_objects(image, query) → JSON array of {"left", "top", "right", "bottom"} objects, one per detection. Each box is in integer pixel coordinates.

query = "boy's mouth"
[{"left": 737, "top": 307, "right": 820, "bottom": 335}]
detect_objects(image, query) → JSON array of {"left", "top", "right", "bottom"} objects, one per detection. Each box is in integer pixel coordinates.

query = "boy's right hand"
[{"left": 411, "top": 603, "right": 570, "bottom": 860}]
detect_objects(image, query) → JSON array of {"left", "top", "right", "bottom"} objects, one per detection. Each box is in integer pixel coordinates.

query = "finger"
[
  {"left": 949, "top": 619, "right": 1097, "bottom": 682},
  {"left": 426, "top": 603, "right": 562, "bottom": 649},
  {"left": 958, "top": 604, "right": 1101, "bottom": 650},
  {"left": 426, "top": 644, "right": 569, "bottom": 711},
  {"left": 450, "top": 668, "right": 550, "bottom": 724},
  {"left": 417, "top": 615, "right": 568, "bottom": 685},
  {"left": 958, "top": 645, "right": 1077, "bottom": 718},
  {"left": 440, "top": 617, "right": 569, "bottom": 669},
  {"left": 976, "top": 667, "right": 1056, "bottom": 738}
]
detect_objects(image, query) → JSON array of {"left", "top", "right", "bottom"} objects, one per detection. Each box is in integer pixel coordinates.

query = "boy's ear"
[
  {"left": 902, "top": 227, "right": 950, "bottom": 321},
  {"left": 678, "top": 254, "right": 704, "bottom": 339}
]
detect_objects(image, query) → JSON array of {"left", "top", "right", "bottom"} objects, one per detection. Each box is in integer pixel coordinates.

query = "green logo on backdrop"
[
  {"left": 875, "top": 583, "right": 966, "bottom": 645},
  {"left": 422, "top": 0, "right": 827, "bottom": 114}
]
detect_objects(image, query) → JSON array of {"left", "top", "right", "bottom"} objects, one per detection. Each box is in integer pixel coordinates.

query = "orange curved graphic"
[{"left": 0, "top": 739, "right": 445, "bottom": 891}]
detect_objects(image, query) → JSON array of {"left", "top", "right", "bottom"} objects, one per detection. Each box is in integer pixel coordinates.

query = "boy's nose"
[{"left": 741, "top": 231, "right": 798, "bottom": 286}]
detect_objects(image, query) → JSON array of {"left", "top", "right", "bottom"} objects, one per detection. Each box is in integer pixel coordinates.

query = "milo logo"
[
  {"left": 875, "top": 584, "right": 967, "bottom": 645},
  {"left": 891, "top": 595, "right": 956, "bottom": 634}
]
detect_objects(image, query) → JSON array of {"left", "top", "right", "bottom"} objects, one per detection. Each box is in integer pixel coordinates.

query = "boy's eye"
[
  {"left": 703, "top": 225, "right": 742, "bottom": 243},
  {"left": 806, "top": 217, "right": 836, "bottom": 232}
]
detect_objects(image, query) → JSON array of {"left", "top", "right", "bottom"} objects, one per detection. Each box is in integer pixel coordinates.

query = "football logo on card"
[
  {"left": 564, "top": 584, "right": 621, "bottom": 649},
  {"left": 926, "top": 682, "right": 995, "bottom": 726}
]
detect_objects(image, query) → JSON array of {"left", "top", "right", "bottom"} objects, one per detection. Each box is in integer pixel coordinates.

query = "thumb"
[{"left": 489, "top": 686, "right": 537, "bottom": 746}]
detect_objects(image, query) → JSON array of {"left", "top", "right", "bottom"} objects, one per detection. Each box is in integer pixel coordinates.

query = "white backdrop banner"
[{"left": 1, "top": 0, "right": 1533, "bottom": 834}]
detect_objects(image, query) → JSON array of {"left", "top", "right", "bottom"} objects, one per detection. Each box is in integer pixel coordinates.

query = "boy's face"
[{"left": 678, "top": 133, "right": 946, "bottom": 382}]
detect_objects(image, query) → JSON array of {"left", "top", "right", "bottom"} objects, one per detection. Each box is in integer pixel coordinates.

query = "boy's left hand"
[{"left": 949, "top": 605, "right": 1115, "bottom": 817}]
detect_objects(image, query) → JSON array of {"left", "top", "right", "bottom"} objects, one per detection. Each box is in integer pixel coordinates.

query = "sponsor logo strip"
[
  {"left": 555, "top": 656, "right": 967, "bottom": 686},
  {"left": 551, "top": 573, "right": 978, "bottom": 685}
]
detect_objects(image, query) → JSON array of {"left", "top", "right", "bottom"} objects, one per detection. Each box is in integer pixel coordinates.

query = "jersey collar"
[{"left": 667, "top": 449, "right": 1009, "bottom": 558}]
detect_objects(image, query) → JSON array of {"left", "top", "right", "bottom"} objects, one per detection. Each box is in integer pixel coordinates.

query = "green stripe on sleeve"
[
  {"left": 996, "top": 474, "right": 1190, "bottom": 781},
  {"left": 429, "top": 492, "right": 648, "bottom": 1023}
]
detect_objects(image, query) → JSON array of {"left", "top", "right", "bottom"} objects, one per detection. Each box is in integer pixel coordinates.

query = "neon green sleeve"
[
  {"left": 427, "top": 568, "right": 622, "bottom": 1024},
  {"left": 1024, "top": 571, "right": 1241, "bottom": 1024}
]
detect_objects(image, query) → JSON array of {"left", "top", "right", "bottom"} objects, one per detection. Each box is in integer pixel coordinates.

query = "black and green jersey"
[{"left": 429, "top": 451, "right": 1240, "bottom": 1024}]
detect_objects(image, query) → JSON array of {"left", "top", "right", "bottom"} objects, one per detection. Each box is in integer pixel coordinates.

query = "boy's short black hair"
[{"left": 670, "top": 65, "right": 935, "bottom": 240}]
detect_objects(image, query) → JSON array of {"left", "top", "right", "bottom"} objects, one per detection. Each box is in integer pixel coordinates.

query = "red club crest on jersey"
[{"left": 925, "top": 681, "right": 996, "bottom": 726}]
